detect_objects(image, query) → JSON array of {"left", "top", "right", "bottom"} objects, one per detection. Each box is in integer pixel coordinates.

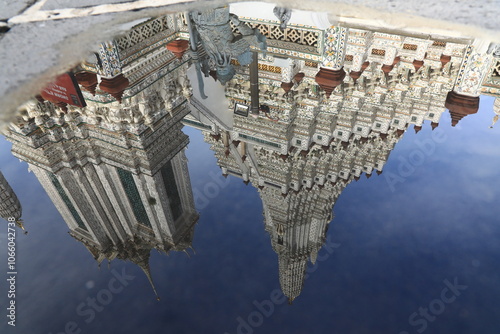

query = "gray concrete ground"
[
  {"left": 1, "top": 0, "right": 35, "bottom": 21},
  {"left": 40, "top": 0, "right": 139, "bottom": 11},
  {"left": 319, "top": 0, "right": 500, "bottom": 32},
  {"left": 0, "top": 0, "right": 499, "bottom": 127}
]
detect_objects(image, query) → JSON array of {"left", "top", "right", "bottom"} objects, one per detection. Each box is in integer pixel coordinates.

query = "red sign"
[{"left": 41, "top": 72, "right": 86, "bottom": 108}]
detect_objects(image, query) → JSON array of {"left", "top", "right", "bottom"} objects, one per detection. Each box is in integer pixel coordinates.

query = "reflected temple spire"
[
  {"left": 0, "top": 171, "right": 26, "bottom": 233},
  {"left": 3, "top": 14, "right": 200, "bottom": 298},
  {"left": 2, "top": 4, "right": 500, "bottom": 303},
  {"left": 184, "top": 4, "right": 500, "bottom": 300}
]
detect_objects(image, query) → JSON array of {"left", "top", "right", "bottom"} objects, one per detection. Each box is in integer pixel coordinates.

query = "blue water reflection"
[
  {"left": 2, "top": 3, "right": 500, "bottom": 333},
  {"left": 1, "top": 96, "right": 500, "bottom": 334}
]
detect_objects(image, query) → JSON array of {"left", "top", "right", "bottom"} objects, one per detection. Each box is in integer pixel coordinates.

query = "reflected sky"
[{"left": 2, "top": 3, "right": 500, "bottom": 334}]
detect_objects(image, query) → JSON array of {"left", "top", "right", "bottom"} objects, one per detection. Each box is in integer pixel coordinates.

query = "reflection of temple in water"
[
  {"left": 184, "top": 4, "right": 500, "bottom": 301},
  {"left": 2, "top": 13, "right": 198, "bottom": 299},
  {"left": 2, "top": 4, "right": 500, "bottom": 302}
]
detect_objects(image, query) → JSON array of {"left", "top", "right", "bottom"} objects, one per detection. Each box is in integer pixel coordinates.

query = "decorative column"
[
  {"left": 440, "top": 43, "right": 454, "bottom": 68},
  {"left": 349, "top": 56, "right": 369, "bottom": 83},
  {"left": 315, "top": 27, "right": 348, "bottom": 98},
  {"left": 446, "top": 44, "right": 494, "bottom": 126},
  {"left": 280, "top": 58, "right": 300, "bottom": 92},
  {"left": 445, "top": 91, "right": 480, "bottom": 126},
  {"left": 98, "top": 41, "right": 129, "bottom": 103},
  {"left": 383, "top": 47, "right": 398, "bottom": 66},
  {"left": 75, "top": 71, "right": 98, "bottom": 96},
  {"left": 166, "top": 39, "right": 189, "bottom": 59},
  {"left": 380, "top": 46, "right": 399, "bottom": 76},
  {"left": 412, "top": 40, "right": 431, "bottom": 72}
]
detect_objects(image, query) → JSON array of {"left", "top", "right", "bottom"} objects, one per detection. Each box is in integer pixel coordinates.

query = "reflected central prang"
[
  {"left": 2, "top": 3, "right": 500, "bottom": 304},
  {"left": 183, "top": 4, "right": 500, "bottom": 302}
]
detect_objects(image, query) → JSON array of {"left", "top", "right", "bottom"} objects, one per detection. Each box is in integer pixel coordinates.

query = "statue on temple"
[
  {"left": 487, "top": 43, "right": 500, "bottom": 57},
  {"left": 273, "top": 6, "right": 292, "bottom": 31},
  {"left": 187, "top": 6, "right": 267, "bottom": 97}
]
